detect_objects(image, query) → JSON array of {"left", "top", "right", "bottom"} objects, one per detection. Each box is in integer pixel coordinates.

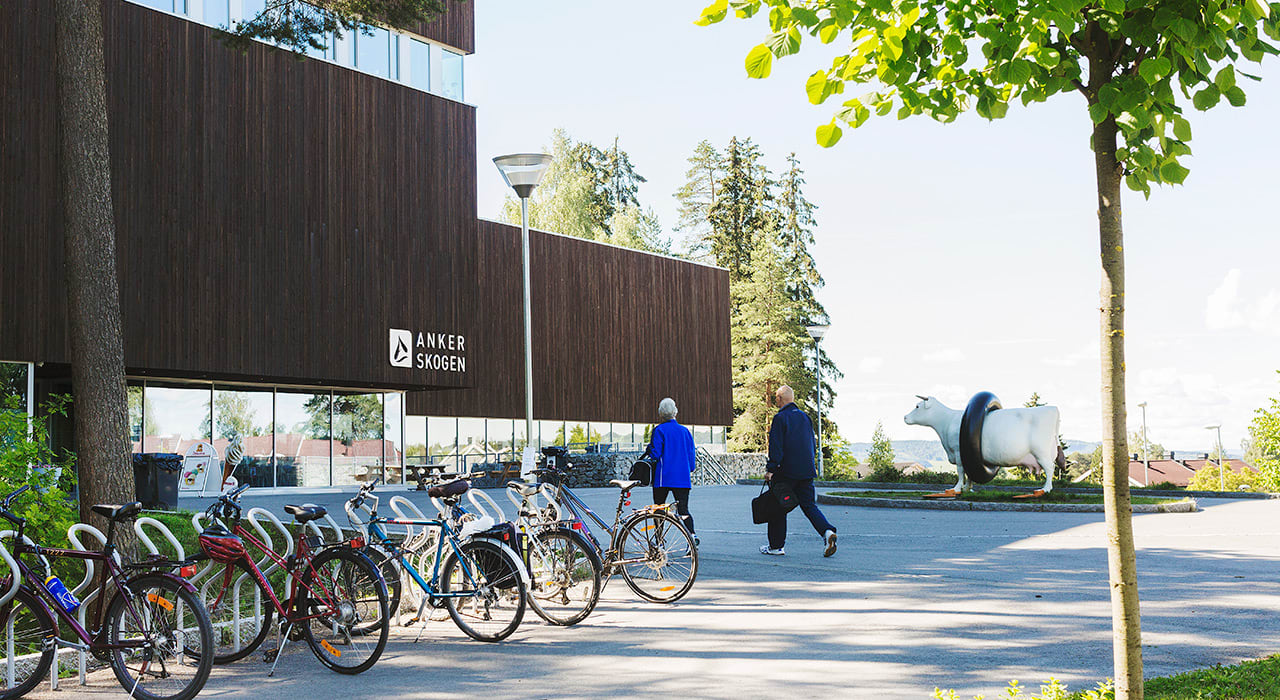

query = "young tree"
[
  {"left": 1244, "top": 370, "right": 1280, "bottom": 489},
  {"left": 673, "top": 140, "right": 724, "bottom": 258},
  {"left": 866, "top": 421, "right": 895, "bottom": 471},
  {"left": 698, "top": 0, "right": 1279, "bottom": 692}
]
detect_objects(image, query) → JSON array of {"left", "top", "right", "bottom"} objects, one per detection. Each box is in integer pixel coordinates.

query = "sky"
[{"left": 468, "top": 1, "right": 1280, "bottom": 454}]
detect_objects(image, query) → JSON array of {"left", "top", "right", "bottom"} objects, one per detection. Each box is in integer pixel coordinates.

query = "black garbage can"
[{"left": 133, "top": 453, "right": 183, "bottom": 510}]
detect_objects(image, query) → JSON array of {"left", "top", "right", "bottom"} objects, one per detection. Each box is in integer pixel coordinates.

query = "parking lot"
[{"left": 30, "top": 485, "right": 1280, "bottom": 699}]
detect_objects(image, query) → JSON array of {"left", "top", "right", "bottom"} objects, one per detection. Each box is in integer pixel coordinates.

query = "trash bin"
[{"left": 133, "top": 453, "right": 183, "bottom": 510}]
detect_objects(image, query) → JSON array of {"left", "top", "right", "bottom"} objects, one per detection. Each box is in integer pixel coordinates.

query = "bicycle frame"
[
  {"left": 205, "top": 522, "right": 341, "bottom": 626},
  {"left": 366, "top": 517, "right": 484, "bottom": 601}
]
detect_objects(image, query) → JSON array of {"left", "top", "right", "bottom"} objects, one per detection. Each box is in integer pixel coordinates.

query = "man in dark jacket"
[{"left": 762, "top": 385, "right": 837, "bottom": 557}]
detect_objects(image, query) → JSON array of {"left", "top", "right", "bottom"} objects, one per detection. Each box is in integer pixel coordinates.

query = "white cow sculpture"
[{"left": 903, "top": 395, "right": 1063, "bottom": 495}]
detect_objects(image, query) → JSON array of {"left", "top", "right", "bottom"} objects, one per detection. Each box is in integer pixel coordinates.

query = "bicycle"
[
  {"left": 345, "top": 479, "right": 527, "bottom": 642},
  {"left": 503, "top": 479, "right": 602, "bottom": 625},
  {"left": 0, "top": 486, "right": 214, "bottom": 700},
  {"left": 530, "top": 446, "right": 698, "bottom": 604},
  {"left": 190, "top": 483, "right": 389, "bottom": 675}
]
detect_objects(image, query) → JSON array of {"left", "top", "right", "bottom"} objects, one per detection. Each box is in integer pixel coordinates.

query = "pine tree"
[
  {"left": 706, "top": 137, "right": 774, "bottom": 282},
  {"left": 673, "top": 140, "right": 723, "bottom": 259},
  {"left": 867, "top": 422, "right": 895, "bottom": 471}
]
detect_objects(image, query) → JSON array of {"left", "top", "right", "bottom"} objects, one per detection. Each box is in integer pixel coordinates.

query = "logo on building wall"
[
  {"left": 388, "top": 327, "right": 467, "bottom": 373},
  {"left": 389, "top": 329, "right": 413, "bottom": 368}
]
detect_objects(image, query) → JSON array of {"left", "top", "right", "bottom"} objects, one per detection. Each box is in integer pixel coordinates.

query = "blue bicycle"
[{"left": 345, "top": 480, "right": 526, "bottom": 642}]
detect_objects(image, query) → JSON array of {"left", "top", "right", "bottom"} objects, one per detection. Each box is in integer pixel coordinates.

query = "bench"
[{"left": 487, "top": 461, "right": 523, "bottom": 483}]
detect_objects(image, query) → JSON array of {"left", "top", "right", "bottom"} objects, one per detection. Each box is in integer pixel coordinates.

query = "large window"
[
  {"left": 276, "top": 390, "right": 330, "bottom": 487},
  {"left": 142, "top": 384, "right": 211, "bottom": 453},
  {"left": 405, "top": 415, "right": 427, "bottom": 464},
  {"left": 213, "top": 386, "right": 274, "bottom": 487},
  {"left": 488, "top": 419, "right": 514, "bottom": 461},
  {"left": 384, "top": 393, "right": 403, "bottom": 484},
  {"left": 541, "top": 421, "right": 565, "bottom": 448},
  {"left": 438, "top": 47, "right": 463, "bottom": 100},
  {"left": 407, "top": 38, "right": 430, "bottom": 91},
  {"left": 457, "top": 417, "right": 486, "bottom": 473},
  {"left": 355, "top": 25, "right": 393, "bottom": 79},
  {"left": 428, "top": 417, "right": 457, "bottom": 466},
  {"left": 513, "top": 420, "right": 528, "bottom": 457},
  {"left": 333, "top": 392, "right": 383, "bottom": 486}
]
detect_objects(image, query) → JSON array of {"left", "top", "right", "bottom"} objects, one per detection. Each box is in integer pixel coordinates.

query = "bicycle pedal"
[
  {"left": 263, "top": 649, "right": 279, "bottom": 663},
  {"left": 287, "top": 626, "right": 306, "bottom": 641}
]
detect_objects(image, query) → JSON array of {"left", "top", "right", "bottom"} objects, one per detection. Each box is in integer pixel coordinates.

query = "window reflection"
[
  {"left": 694, "top": 426, "right": 711, "bottom": 446},
  {"left": 384, "top": 393, "right": 403, "bottom": 484},
  {"left": 408, "top": 38, "right": 430, "bottom": 91},
  {"left": 405, "top": 416, "right": 426, "bottom": 464},
  {"left": 428, "top": 417, "right": 457, "bottom": 469},
  {"left": 142, "top": 384, "right": 212, "bottom": 453},
  {"left": 276, "top": 390, "right": 330, "bottom": 487},
  {"left": 213, "top": 386, "right": 274, "bottom": 487},
  {"left": 203, "top": 0, "right": 229, "bottom": 27},
  {"left": 241, "top": 0, "right": 265, "bottom": 21},
  {"left": 356, "top": 25, "right": 392, "bottom": 78},
  {"left": 488, "top": 419, "right": 514, "bottom": 461},
  {"left": 439, "top": 48, "right": 463, "bottom": 100},
  {"left": 513, "top": 420, "right": 527, "bottom": 456},
  {"left": 333, "top": 392, "right": 383, "bottom": 486},
  {"left": 541, "top": 421, "right": 565, "bottom": 447}
]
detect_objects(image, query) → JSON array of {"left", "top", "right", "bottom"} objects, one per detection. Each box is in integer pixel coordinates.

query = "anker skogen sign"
[{"left": 389, "top": 328, "right": 467, "bottom": 373}]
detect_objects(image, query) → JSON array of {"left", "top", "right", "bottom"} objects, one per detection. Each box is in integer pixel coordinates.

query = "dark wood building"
[{"left": 0, "top": 0, "right": 731, "bottom": 490}]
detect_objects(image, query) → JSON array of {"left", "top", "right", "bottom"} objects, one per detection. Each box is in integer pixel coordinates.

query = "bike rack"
[
  {"left": 0, "top": 532, "right": 22, "bottom": 691},
  {"left": 467, "top": 489, "right": 507, "bottom": 523},
  {"left": 388, "top": 496, "right": 427, "bottom": 539},
  {"left": 64, "top": 523, "right": 114, "bottom": 688}
]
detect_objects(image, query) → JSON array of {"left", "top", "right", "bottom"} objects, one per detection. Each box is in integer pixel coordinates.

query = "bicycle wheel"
[
  {"left": 360, "top": 545, "right": 402, "bottom": 623},
  {"left": 440, "top": 539, "right": 526, "bottom": 642},
  {"left": 0, "top": 585, "right": 56, "bottom": 700},
  {"left": 526, "top": 527, "right": 601, "bottom": 626},
  {"left": 105, "top": 574, "right": 214, "bottom": 700},
  {"left": 616, "top": 511, "right": 698, "bottom": 604},
  {"left": 193, "top": 558, "right": 273, "bottom": 663},
  {"left": 297, "top": 547, "right": 389, "bottom": 675}
]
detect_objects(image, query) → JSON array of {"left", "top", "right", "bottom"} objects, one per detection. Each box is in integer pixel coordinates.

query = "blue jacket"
[
  {"left": 766, "top": 403, "right": 817, "bottom": 480},
  {"left": 645, "top": 419, "right": 696, "bottom": 488}
]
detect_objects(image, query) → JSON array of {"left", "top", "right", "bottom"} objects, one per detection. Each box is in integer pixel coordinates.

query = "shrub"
[
  {"left": 866, "top": 463, "right": 905, "bottom": 482},
  {"left": 1142, "top": 481, "right": 1182, "bottom": 491},
  {"left": 822, "top": 463, "right": 861, "bottom": 482},
  {"left": 902, "top": 471, "right": 956, "bottom": 485},
  {"left": 0, "top": 394, "right": 78, "bottom": 549},
  {"left": 1187, "top": 464, "right": 1263, "bottom": 492}
]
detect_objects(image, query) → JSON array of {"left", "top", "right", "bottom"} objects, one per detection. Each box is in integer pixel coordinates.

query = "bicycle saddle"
[
  {"left": 428, "top": 479, "right": 470, "bottom": 498},
  {"left": 508, "top": 482, "right": 540, "bottom": 497},
  {"left": 609, "top": 479, "right": 641, "bottom": 491},
  {"left": 283, "top": 503, "right": 327, "bottom": 523},
  {"left": 91, "top": 502, "right": 142, "bottom": 522}
]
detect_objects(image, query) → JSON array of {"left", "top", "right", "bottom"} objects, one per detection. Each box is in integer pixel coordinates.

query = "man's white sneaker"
[
  {"left": 823, "top": 530, "right": 838, "bottom": 557},
  {"left": 760, "top": 544, "right": 785, "bottom": 556}
]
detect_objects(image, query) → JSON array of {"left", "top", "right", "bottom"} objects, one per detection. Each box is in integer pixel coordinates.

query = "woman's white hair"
[{"left": 658, "top": 397, "right": 678, "bottom": 421}]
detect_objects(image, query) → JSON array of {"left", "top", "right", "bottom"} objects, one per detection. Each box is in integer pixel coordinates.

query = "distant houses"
[{"left": 1126, "top": 452, "right": 1253, "bottom": 487}]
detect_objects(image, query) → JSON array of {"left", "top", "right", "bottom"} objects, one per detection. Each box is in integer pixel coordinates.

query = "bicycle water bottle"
[{"left": 44, "top": 575, "right": 81, "bottom": 613}]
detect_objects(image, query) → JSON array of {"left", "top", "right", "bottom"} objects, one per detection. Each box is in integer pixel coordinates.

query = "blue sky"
[{"left": 469, "top": 1, "right": 1280, "bottom": 452}]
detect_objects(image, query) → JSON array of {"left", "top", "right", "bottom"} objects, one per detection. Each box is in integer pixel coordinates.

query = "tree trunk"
[
  {"left": 1092, "top": 112, "right": 1144, "bottom": 698},
  {"left": 55, "top": 0, "right": 134, "bottom": 534}
]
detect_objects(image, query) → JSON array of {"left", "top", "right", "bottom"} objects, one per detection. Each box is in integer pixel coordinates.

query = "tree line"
[{"left": 501, "top": 132, "right": 844, "bottom": 453}]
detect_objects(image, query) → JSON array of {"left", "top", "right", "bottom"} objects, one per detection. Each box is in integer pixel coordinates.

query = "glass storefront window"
[
  {"left": 127, "top": 384, "right": 144, "bottom": 450},
  {"left": 439, "top": 47, "right": 463, "bottom": 100},
  {"left": 356, "top": 25, "right": 392, "bottom": 79},
  {"left": 213, "top": 386, "right": 274, "bottom": 488},
  {"left": 566, "top": 421, "right": 587, "bottom": 447},
  {"left": 638, "top": 424, "right": 654, "bottom": 448},
  {"left": 276, "top": 390, "right": 330, "bottom": 488},
  {"left": 541, "top": 421, "right": 565, "bottom": 447},
  {"left": 513, "top": 420, "right": 527, "bottom": 456},
  {"left": 457, "top": 417, "right": 486, "bottom": 474},
  {"left": 333, "top": 392, "right": 383, "bottom": 486},
  {"left": 142, "top": 384, "right": 211, "bottom": 453},
  {"left": 694, "top": 426, "right": 711, "bottom": 446},
  {"left": 428, "top": 417, "right": 457, "bottom": 469},
  {"left": 405, "top": 415, "right": 426, "bottom": 464},
  {"left": 384, "top": 393, "right": 403, "bottom": 484},
  {"left": 488, "top": 419, "right": 514, "bottom": 461}
]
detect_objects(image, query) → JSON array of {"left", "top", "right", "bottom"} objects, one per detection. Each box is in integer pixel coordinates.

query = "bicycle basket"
[{"left": 198, "top": 524, "right": 246, "bottom": 563}]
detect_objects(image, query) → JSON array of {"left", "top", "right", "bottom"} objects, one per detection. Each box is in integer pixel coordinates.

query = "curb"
[
  {"left": 736, "top": 478, "right": 1278, "bottom": 500},
  {"left": 815, "top": 493, "right": 1197, "bottom": 513}
]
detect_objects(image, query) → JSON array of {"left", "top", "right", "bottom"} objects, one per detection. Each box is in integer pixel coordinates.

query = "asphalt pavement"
[{"left": 25, "top": 485, "right": 1280, "bottom": 699}]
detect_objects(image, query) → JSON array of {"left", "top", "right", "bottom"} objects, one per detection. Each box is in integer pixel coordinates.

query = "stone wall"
[
  {"left": 720, "top": 453, "right": 767, "bottom": 480},
  {"left": 547, "top": 452, "right": 644, "bottom": 488}
]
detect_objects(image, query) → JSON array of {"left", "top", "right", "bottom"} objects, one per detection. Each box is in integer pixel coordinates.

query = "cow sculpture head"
[{"left": 904, "top": 395, "right": 939, "bottom": 426}]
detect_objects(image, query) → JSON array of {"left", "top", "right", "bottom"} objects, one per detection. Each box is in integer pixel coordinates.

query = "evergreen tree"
[
  {"left": 706, "top": 137, "right": 774, "bottom": 282},
  {"left": 502, "top": 129, "right": 600, "bottom": 241},
  {"left": 673, "top": 140, "right": 723, "bottom": 259},
  {"left": 866, "top": 422, "right": 895, "bottom": 471}
]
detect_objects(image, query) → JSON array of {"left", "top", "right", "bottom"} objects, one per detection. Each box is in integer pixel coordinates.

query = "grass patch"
[
  {"left": 830, "top": 490, "right": 1187, "bottom": 506},
  {"left": 1143, "top": 654, "right": 1280, "bottom": 699}
]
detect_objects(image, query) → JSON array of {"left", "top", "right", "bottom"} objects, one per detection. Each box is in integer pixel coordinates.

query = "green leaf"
[
  {"left": 805, "top": 70, "right": 831, "bottom": 104},
  {"left": 1138, "top": 57, "right": 1171, "bottom": 85},
  {"left": 1172, "top": 114, "right": 1192, "bottom": 140},
  {"left": 1192, "top": 84, "right": 1220, "bottom": 110},
  {"left": 818, "top": 20, "right": 841, "bottom": 44},
  {"left": 1101, "top": 0, "right": 1125, "bottom": 13},
  {"left": 1225, "top": 85, "right": 1247, "bottom": 106},
  {"left": 816, "top": 120, "right": 843, "bottom": 147},
  {"left": 1160, "top": 160, "right": 1190, "bottom": 184},
  {"left": 882, "top": 26, "right": 906, "bottom": 61},
  {"left": 1214, "top": 65, "right": 1236, "bottom": 90},
  {"left": 791, "top": 7, "right": 820, "bottom": 26},
  {"left": 695, "top": 0, "right": 729, "bottom": 26},
  {"left": 766, "top": 29, "right": 802, "bottom": 57},
  {"left": 1089, "top": 102, "right": 1109, "bottom": 125},
  {"left": 745, "top": 44, "right": 774, "bottom": 78},
  {"left": 1245, "top": 0, "right": 1271, "bottom": 20},
  {"left": 1008, "top": 60, "right": 1033, "bottom": 84}
]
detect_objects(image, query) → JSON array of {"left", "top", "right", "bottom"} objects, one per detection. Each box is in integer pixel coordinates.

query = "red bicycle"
[
  {"left": 191, "top": 484, "right": 388, "bottom": 675},
  {"left": 0, "top": 485, "right": 214, "bottom": 700}
]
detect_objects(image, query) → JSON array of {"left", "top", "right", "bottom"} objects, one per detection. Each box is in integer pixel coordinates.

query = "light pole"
[
  {"left": 1205, "top": 424, "right": 1224, "bottom": 491},
  {"left": 1137, "top": 401, "right": 1148, "bottom": 486},
  {"left": 493, "top": 153, "right": 553, "bottom": 477},
  {"left": 806, "top": 323, "right": 829, "bottom": 478}
]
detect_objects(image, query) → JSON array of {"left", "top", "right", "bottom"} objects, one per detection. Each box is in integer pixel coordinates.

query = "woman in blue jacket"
[{"left": 644, "top": 398, "right": 698, "bottom": 546}]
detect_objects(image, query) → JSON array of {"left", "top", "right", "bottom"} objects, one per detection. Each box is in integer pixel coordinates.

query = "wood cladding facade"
[
  {"left": 410, "top": 1, "right": 475, "bottom": 54},
  {"left": 408, "top": 222, "right": 733, "bottom": 425},
  {"left": 0, "top": 0, "right": 732, "bottom": 427}
]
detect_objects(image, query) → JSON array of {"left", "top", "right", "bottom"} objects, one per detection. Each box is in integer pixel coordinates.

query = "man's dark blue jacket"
[{"left": 765, "top": 403, "right": 817, "bottom": 480}]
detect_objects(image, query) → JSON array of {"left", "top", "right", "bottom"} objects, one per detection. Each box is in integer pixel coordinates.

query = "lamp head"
[
  {"left": 493, "top": 153, "right": 553, "bottom": 199},
  {"left": 806, "top": 324, "right": 830, "bottom": 341}
]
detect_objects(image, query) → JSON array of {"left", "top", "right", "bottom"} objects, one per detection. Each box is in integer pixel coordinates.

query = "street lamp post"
[
  {"left": 1205, "top": 424, "right": 1224, "bottom": 491},
  {"left": 493, "top": 153, "right": 553, "bottom": 477},
  {"left": 806, "top": 323, "right": 829, "bottom": 479},
  {"left": 1138, "top": 401, "right": 1149, "bottom": 486}
]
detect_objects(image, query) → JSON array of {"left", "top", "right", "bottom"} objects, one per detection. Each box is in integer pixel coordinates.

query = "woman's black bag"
[{"left": 628, "top": 457, "right": 654, "bottom": 486}]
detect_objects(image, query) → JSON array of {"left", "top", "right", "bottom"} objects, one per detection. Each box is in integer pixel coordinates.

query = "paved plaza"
[{"left": 28, "top": 485, "right": 1280, "bottom": 698}]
